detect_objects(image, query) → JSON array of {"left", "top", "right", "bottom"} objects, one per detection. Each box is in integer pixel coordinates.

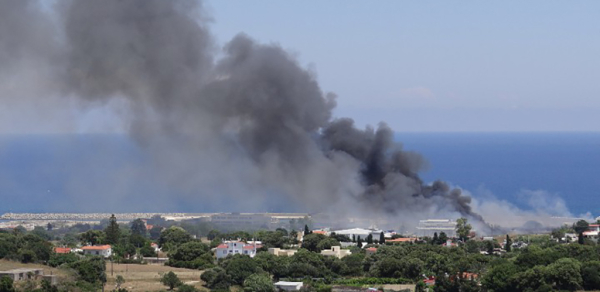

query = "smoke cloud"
[{"left": 2, "top": 0, "right": 493, "bottom": 229}]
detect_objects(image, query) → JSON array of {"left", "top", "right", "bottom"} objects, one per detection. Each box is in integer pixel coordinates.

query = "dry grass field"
[
  {"left": 0, "top": 259, "right": 68, "bottom": 277},
  {"left": 1, "top": 259, "right": 207, "bottom": 291},
  {"left": 105, "top": 262, "right": 207, "bottom": 291}
]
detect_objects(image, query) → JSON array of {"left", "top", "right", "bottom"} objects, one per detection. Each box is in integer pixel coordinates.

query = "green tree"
[
  {"left": 60, "top": 233, "right": 79, "bottom": 247},
  {"left": 261, "top": 231, "right": 287, "bottom": 248},
  {"left": 316, "top": 237, "right": 339, "bottom": 252},
  {"left": 438, "top": 232, "right": 448, "bottom": 245},
  {"left": 147, "top": 227, "right": 161, "bottom": 242},
  {"left": 201, "top": 267, "right": 232, "bottom": 290},
  {"left": 158, "top": 227, "right": 193, "bottom": 252},
  {"left": 40, "top": 278, "right": 58, "bottom": 292},
  {"left": 582, "top": 261, "right": 600, "bottom": 290},
  {"left": 357, "top": 236, "right": 363, "bottom": 248},
  {"left": 19, "top": 248, "right": 36, "bottom": 263},
  {"left": 379, "top": 232, "right": 385, "bottom": 244},
  {"left": 455, "top": 218, "right": 472, "bottom": 242},
  {"left": 104, "top": 214, "right": 121, "bottom": 245},
  {"left": 301, "top": 233, "right": 326, "bottom": 252},
  {"left": 486, "top": 241, "right": 494, "bottom": 255},
  {"left": 140, "top": 242, "right": 157, "bottom": 257},
  {"left": 161, "top": 271, "right": 182, "bottom": 290},
  {"left": 505, "top": 235, "right": 512, "bottom": 252},
  {"left": 289, "top": 230, "right": 299, "bottom": 244},
  {"left": 481, "top": 262, "right": 518, "bottom": 292},
  {"left": 68, "top": 256, "right": 107, "bottom": 286},
  {"left": 0, "top": 276, "right": 14, "bottom": 292},
  {"left": 79, "top": 230, "right": 105, "bottom": 246},
  {"left": 366, "top": 234, "right": 373, "bottom": 244},
  {"left": 116, "top": 275, "right": 125, "bottom": 289},
  {"left": 167, "top": 241, "right": 213, "bottom": 269},
  {"left": 275, "top": 228, "right": 288, "bottom": 236},
  {"left": 129, "top": 233, "right": 146, "bottom": 248},
  {"left": 220, "top": 254, "right": 261, "bottom": 285},
  {"left": 304, "top": 225, "right": 310, "bottom": 235},
  {"left": 547, "top": 258, "right": 582, "bottom": 291},
  {"left": 31, "top": 226, "right": 51, "bottom": 240},
  {"left": 130, "top": 219, "right": 147, "bottom": 237},
  {"left": 432, "top": 232, "right": 438, "bottom": 245},
  {"left": 207, "top": 230, "right": 220, "bottom": 240},
  {"left": 20, "top": 234, "right": 53, "bottom": 263},
  {"left": 573, "top": 220, "right": 589, "bottom": 245},
  {"left": 510, "top": 265, "right": 550, "bottom": 292},
  {"left": 243, "top": 273, "right": 275, "bottom": 292},
  {"left": 48, "top": 252, "right": 79, "bottom": 267},
  {"left": 340, "top": 253, "right": 364, "bottom": 276}
]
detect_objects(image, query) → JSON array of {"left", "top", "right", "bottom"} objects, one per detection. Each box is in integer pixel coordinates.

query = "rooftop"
[
  {"left": 54, "top": 247, "right": 71, "bottom": 254},
  {"left": 81, "top": 245, "right": 111, "bottom": 250}
]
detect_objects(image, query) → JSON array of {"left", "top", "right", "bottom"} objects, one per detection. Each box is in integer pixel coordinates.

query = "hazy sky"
[{"left": 206, "top": 1, "right": 600, "bottom": 132}]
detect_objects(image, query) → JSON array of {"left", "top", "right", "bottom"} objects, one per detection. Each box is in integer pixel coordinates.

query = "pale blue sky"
[{"left": 206, "top": 1, "right": 600, "bottom": 132}]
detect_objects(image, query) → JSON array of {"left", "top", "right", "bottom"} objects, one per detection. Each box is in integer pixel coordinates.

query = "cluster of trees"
[
  {"left": 0, "top": 229, "right": 53, "bottom": 264},
  {"left": 75, "top": 215, "right": 159, "bottom": 261},
  {"left": 0, "top": 252, "right": 108, "bottom": 291},
  {"left": 482, "top": 243, "right": 600, "bottom": 291}
]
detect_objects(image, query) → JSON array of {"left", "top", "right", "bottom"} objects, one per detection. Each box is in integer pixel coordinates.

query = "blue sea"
[
  {"left": 397, "top": 132, "right": 600, "bottom": 217},
  {"left": 0, "top": 133, "right": 598, "bottom": 216}
]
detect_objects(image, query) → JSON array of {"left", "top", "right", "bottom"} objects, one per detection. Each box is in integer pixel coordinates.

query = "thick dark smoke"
[{"left": 0, "top": 0, "right": 486, "bottom": 226}]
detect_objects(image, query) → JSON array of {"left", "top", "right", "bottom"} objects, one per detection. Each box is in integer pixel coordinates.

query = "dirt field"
[{"left": 105, "top": 262, "right": 207, "bottom": 291}]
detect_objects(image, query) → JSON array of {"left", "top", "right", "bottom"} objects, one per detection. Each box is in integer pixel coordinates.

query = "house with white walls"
[
  {"left": 81, "top": 245, "right": 112, "bottom": 258},
  {"left": 215, "top": 241, "right": 261, "bottom": 259}
]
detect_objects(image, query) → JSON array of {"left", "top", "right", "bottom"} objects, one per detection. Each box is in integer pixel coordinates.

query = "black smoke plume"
[{"left": 0, "top": 0, "right": 486, "bottom": 226}]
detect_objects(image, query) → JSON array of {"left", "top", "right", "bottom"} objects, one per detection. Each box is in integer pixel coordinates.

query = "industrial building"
[{"left": 416, "top": 219, "right": 457, "bottom": 237}]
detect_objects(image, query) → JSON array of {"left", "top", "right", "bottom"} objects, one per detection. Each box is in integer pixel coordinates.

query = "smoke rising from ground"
[{"left": 2, "top": 0, "right": 573, "bottom": 232}]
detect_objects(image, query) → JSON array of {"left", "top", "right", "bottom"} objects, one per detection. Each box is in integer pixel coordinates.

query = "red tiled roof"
[
  {"left": 423, "top": 277, "right": 436, "bottom": 285},
  {"left": 366, "top": 247, "right": 377, "bottom": 251},
  {"left": 55, "top": 247, "right": 71, "bottom": 254},
  {"left": 146, "top": 224, "right": 154, "bottom": 230},
  {"left": 312, "top": 230, "right": 327, "bottom": 234},
  {"left": 462, "top": 272, "right": 478, "bottom": 280},
  {"left": 82, "top": 245, "right": 111, "bottom": 250},
  {"left": 216, "top": 244, "right": 228, "bottom": 249},
  {"left": 243, "top": 245, "right": 262, "bottom": 250}
]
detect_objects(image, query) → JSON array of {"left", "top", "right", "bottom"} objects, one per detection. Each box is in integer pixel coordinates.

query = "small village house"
[
  {"left": 320, "top": 246, "right": 351, "bottom": 259},
  {"left": 81, "top": 245, "right": 112, "bottom": 258}
]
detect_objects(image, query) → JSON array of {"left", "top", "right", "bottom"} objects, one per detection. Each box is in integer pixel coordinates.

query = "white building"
[
  {"left": 584, "top": 224, "right": 600, "bottom": 241},
  {"left": 215, "top": 241, "right": 261, "bottom": 259},
  {"left": 332, "top": 228, "right": 384, "bottom": 241},
  {"left": 320, "top": 246, "right": 351, "bottom": 259},
  {"left": 416, "top": 219, "right": 457, "bottom": 237},
  {"left": 81, "top": 245, "right": 112, "bottom": 258},
  {"left": 268, "top": 248, "right": 297, "bottom": 256},
  {"left": 275, "top": 281, "right": 304, "bottom": 291}
]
